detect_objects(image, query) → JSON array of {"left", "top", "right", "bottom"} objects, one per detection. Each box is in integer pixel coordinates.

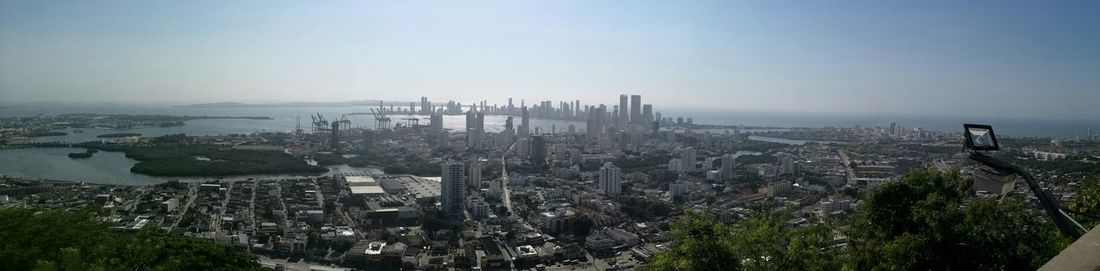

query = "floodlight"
[{"left": 964, "top": 123, "right": 999, "bottom": 151}]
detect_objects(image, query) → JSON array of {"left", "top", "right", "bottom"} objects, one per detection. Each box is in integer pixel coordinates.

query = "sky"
[{"left": 1, "top": 1, "right": 1097, "bottom": 120}]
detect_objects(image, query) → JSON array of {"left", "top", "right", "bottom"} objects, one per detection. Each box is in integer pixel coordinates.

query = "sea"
[{"left": 0, "top": 102, "right": 1095, "bottom": 185}]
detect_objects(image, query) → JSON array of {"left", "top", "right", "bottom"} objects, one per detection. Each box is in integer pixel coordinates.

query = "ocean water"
[
  {"left": 0, "top": 102, "right": 586, "bottom": 143},
  {"left": 659, "top": 107, "right": 1099, "bottom": 139},
  {"left": 0, "top": 102, "right": 1095, "bottom": 139}
]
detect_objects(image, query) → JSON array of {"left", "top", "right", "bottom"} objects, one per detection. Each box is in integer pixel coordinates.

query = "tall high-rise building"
[
  {"left": 630, "top": 95, "right": 642, "bottom": 123},
  {"left": 520, "top": 106, "right": 530, "bottom": 136},
  {"left": 421, "top": 97, "right": 431, "bottom": 114},
  {"left": 599, "top": 162, "right": 622, "bottom": 197},
  {"left": 466, "top": 109, "right": 476, "bottom": 131},
  {"left": 468, "top": 158, "right": 483, "bottom": 189},
  {"left": 680, "top": 147, "right": 697, "bottom": 172},
  {"left": 441, "top": 161, "right": 466, "bottom": 215},
  {"left": 467, "top": 128, "right": 483, "bottom": 150},
  {"left": 642, "top": 104, "right": 653, "bottom": 122},
  {"left": 436, "top": 130, "right": 449, "bottom": 149},
  {"left": 780, "top": 154, "right": 796, "bottom": 175},
  {"left": 430, "top": 113, "right": 443, "bottom": 135},
  {"left": 476, "top": 111, "right": 485, "bottom": 131},
  {"left": 721, "top": 154, "right": 737, "bottom": 180},
  {"left": 530, "top": 135, "right": 546, "bottom": 165},
  {"left": 619, "top": 94, "right": 629, "bottom": 123},
  {"left": 612, "top": 106, "right": 620, "bottom": 124}
]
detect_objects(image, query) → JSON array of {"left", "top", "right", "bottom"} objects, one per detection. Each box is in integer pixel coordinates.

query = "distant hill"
[{"left": 178, "top": 100, "right": 430, "bottom": 108}]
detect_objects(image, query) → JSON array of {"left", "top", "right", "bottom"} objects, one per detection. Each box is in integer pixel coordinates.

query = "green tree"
[
  {"left": 729, "top": 210, "right": 841, "bottom": 271},
  {"left": 846, "top": 169, "right": 1067, "bottom": 270},
  {"left": 649, "top": 209, "right": 841, "bottom": 271},
  {"left": 649, "top": 213, "right": 740, "bottom": 271},
  {"left": 0, "top": 208, "right": 259, "bottom": 271},
  {"left": 1068, "top": 175, "right": 1100, "bottom": 228},
  {"left": 650, "top": 169, "right": 1069, "bottom": 271}
]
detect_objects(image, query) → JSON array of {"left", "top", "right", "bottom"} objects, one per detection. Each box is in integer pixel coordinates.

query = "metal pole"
[{"left": 969, "top": 152, "right": 1085, "bottom": 239}]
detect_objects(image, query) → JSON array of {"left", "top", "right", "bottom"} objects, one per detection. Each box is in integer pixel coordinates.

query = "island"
[
  {"left": 96, "top": 132, "right": 142, "bottom": 138},
  {"left": 27, "top": 131, "right": 68, "bottom": 137},
  {"left": 78, "top": 138, "right": 326, "bottom": 177},
  {"left": 3, "top": 114, "right": 274, "bottom": 135}
]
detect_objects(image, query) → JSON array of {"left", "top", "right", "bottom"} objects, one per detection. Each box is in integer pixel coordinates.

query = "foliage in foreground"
[
  {"left": 649, "top": 209, "right": 841, "bottom": 271},
  {"left": 1068, "top": 175, "right": 1100, "bottom": 229},
  {"left": 651, "top": 169, "right": 1072, "bottom": 271},
  {"left": 0, "top": 208, "right": 259, "bottom": 271}
]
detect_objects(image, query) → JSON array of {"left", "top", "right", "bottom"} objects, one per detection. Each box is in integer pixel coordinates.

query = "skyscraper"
[
  {"left": 642, "top": 104, "right": 653, "bottom": 122},
  {"left": 619, "top": 94, "right": 629, "bottom": 123},
  {"left": 441, "top": 161, "right": 465, "bottom": 215},
  {"left": 466, "top": 109, "right": 476, "bottom": 131},
  {"left": 530, "top": 135, "right": 546, "bottom": 165},
  {"left": 612, "top": 105, "right": 620, "bottom": 124},
  {"left": 680, "top": 147, "right": 697, "bottom": 172},
  {"left": 630, "top": 95, "right": 641, "bottom": 123},
  {"left": 430, "top": 113, "right": 443, "bottom": 135},
  {"left": 467, "top": 128, "right": 482, "bottom": 150},
  {"left": 476, "top": 111, "right": 484, "bottom": 131},
  {"left": 421, "top": 97, "right": 430, "bottom": 114},
  {"left": 468, "top": 158, "right": 483, "bottom": 189},
  {"left": 574, "top": 99, "right": 581, "bottom": 117},
  {"left": 721, "top": 154, "right": 737, "bottom": 180},
  {"left": 599, "top": 162, "right": 622, "bottom": 197},
  {"left": 520, "top": 106, "right": 530, "bottom": 136},
  {"left": 780, "top": 154, "right": 796, "bottom": 175}
]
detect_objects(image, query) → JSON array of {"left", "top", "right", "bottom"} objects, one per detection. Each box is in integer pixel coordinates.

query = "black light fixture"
[
  {"left": 964, "top": 124, "right": 1085, "bottom": 239},
  {"left": 963, "top": 123, "right": 999, "bottom": 151}
]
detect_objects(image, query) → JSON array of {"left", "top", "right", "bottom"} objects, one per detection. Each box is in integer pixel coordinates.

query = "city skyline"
[{"left": 2, "top": 1, "right": 1098, "bottom": 120}]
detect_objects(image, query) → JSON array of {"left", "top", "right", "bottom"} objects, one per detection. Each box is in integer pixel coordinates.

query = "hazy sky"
[{"left": 1, "top": 1, "right": 1097, "bottom": 119}]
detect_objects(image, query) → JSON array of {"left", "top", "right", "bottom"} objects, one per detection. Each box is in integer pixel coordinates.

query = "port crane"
[
  {"left": 310, "top": 113, "right": 329, "bottom": 135},
  {"left": 370, "top": 108, "right": 390, "bottom": 130}
]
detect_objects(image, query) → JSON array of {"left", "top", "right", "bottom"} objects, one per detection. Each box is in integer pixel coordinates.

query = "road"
[
  {"left": 502, "top": 141, "right": 517, "bottom": 215},
  {"left": 214, "top": 182, "right": 234, "bottom": 236},
  {"left": 168, "top": 184, "right": 199, "bottom": 231},
  {"left": 837, "top": 150, "right": 856, "bottom": 181}
]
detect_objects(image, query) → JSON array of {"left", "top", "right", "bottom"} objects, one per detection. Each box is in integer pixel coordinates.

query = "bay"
[{"left": 0, "top": 147, "right": 380, "bottom": 185}]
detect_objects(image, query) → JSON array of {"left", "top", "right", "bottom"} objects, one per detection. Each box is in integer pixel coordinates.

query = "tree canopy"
[
  {"left": 649, "top": 209, "right": 841, "bottom": 271},
  {"left": 1068, "top": 175, "right": 1100, "bottom": 228},
  {"left": 847, "top": 169, "right": 1066, "bottom": 270},
  {"left": 651, "top": 169, "right": 1070, "bottom": 271},
  {"left": 0, "top": 208, "right": 259, "bottom": 271}
]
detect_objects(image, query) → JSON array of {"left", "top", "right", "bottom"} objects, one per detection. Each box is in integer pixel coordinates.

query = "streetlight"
[{"left": 964, "top": 124, "right": 1085, "bottom": 239}]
